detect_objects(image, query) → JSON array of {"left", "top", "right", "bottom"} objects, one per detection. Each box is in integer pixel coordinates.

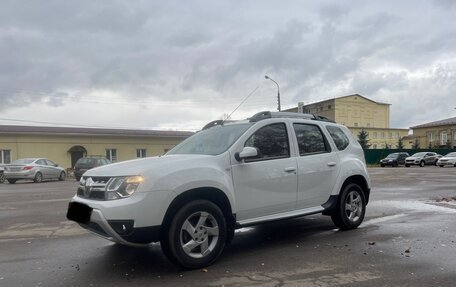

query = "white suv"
[{"left": 67, "top": 111, "right": 371, "bottom": 268}]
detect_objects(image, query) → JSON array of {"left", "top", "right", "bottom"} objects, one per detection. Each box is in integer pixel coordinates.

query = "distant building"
[
  {"left": 0, "top": 125, "right": 193, "bottom": 169},
  {"left": 410, "top": 117, "right": 456, "bottom": 148},
  {"left": 285, "top": 94, "right": 410, "bottom": 149}
]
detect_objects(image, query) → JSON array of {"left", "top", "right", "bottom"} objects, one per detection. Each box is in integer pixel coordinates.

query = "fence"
[{"left": 363, "top": 149, "right": 456, "bottom": 165}]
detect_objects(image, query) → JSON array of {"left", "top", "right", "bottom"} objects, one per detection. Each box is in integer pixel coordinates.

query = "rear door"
[
  {"left": 45, "top": 159, "right": 60, "bottom": 178},
  {"left": 292, "top": 123, "right": 340, "bottom": 208},
  {"left": 35, "top": 159, "right": 49, "bottom": 178}
]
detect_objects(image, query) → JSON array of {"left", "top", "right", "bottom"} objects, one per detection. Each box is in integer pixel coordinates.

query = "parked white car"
[
  {"left": 437, "top": 152, "right": 456, "bottom": 167},
  {"left": 4, "top": 158, "right": 66, "bottom": 184},
  {"left": 67, "top": 111, "right": 371, "bottom": 268}
]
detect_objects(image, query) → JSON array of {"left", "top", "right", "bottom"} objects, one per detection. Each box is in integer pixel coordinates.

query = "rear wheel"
[
  {"left": 59, "top": 171, "right": 66, "bottom": 181},
  {"left": 419, "top": 161, "right": 425, "bottom": 167},
  {"left": 7, "top": 179, "right": 17, "bottom": 184},
  {"left": 331, "top": 183, "right": 366, "bottom": 230},
  {"left": 439, "top": 165, "right": 444, "bottom": 168},
  {"left": 405, "top": 164, "right": 410, "bottom": 167},
  {"left": 161, "top": 200, "right": 227, "bottom": 269},
  {"left": 380, "top": 164, "right": 385, "bottom": 167},
  {"left": 34, "top": 172, "right": 43, "bottom": 183}
]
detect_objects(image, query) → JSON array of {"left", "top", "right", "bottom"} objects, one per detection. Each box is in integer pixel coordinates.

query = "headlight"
[
  {"left": 79, "top": 177, "right": 86, "bottom": 186},
  {"left": 106, "top": 176, "right": 143, "bottom": 200}
]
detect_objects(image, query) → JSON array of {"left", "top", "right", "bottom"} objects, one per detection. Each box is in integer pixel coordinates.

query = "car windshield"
[
  {"left": 167, "top": 123, "right": 252, "bottom": 155},
  {"left": 386, "top": 154, "right": 398, "bottom": 158},
  {"left": 12, "top": 159, "right": 35, "bottom": 164},
  {"left": 411, "top": 152, "right": 427, "bottom": 157},
  {"left": 445, "top": 152, "right": 456, "bottom": 157}
]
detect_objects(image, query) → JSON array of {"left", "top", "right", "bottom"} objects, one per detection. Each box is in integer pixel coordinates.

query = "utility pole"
[{"left": 265, "top": 75, "right": 281, "bottom": 111}]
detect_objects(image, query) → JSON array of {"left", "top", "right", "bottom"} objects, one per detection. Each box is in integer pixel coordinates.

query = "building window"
[
  {"left": 381, "top": 132, "right": 385, "bottom": 139},
  {"left": 373, "top": 132, "right": 377, "bottom": 139},
  {"left": 0, "top": 150, "right": 11, "bottom": 164},
  {"left": 440, "top": 131, "right": 447, "bottom": 145},
  {"left": 366, "top": 123, "right": 371, "bottom": 127},
  {"left": 106, "top": 149, "right": 117, "bottom": 162},
  {"left": 428, "top": 132, "right": 434, "bottom": 143},
  {"left": 396, "top": 133, "right": 400, "bottom": 139},
  {"left": 136, "top": 149, "right": 147, "bottom": 158},
  {"left": 373, "top": 144, "right": 377, "bottom": 149},
  {"left": 354, "top": 123, "right": 358, "bottom": 127},
  {"left": 328, "top": 105, "right": 332, "bottom": 110},
  {"left": 388, "top": 132, "right": 392, "bottom": 139},
  {"left": 320, "top": 107, "right": 323, "bottom": 112}
]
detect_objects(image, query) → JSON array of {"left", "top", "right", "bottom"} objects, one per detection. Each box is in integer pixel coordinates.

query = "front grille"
[{"left": 77, "top": 177, "right": 111, "bottom": 200}]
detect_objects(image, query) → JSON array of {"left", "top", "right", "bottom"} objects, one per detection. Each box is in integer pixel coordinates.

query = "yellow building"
[
  {"left": 0, "top": 125, "right": 193, "bottom": 169},
  {"left": 410, "top": 117, "right": 456, "bottom": 148},
  {"left": 285, "top": 94, "right": 409, "bottom": 149}
]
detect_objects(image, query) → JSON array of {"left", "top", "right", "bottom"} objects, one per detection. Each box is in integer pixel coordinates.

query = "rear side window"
[
  {"left": 244, "top": 123, "right": 290, "bottom": 161},
  {"left": 293, "top": 124, "right": 329, "bottom": 155},
  {"left": 326, "top": 126, "right": 350, "bottom": 151}
]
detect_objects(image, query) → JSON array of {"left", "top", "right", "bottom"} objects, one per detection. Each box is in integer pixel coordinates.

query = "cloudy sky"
[{"left": 1, "top": 0, "right": 455, "bottom": 131}]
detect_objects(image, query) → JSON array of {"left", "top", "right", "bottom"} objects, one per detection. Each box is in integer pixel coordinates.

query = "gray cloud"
[{"left": 0, "top": 0, "right": 455, "bottom": 130}]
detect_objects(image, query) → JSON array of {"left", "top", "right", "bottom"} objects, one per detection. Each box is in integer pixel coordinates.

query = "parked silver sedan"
[{"left": 4, "top": 158, "right": 66, "bottom": 184}]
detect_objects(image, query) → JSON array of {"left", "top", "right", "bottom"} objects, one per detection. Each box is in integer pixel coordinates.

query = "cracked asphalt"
[{"left": 0, "top": 167, "right": 455, "bottom": 286}]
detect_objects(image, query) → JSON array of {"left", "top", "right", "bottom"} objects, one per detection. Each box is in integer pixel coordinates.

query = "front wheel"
[
  {"left": 0, "top": 172, "right": 5, "bottom": 183},
  {"left": 331, "top": 183, "right": 366, "bottom": 230},
  {"left": 58, "top": 171, "right": 66, "bottom": 181},
  {"left": 161, "top": 200, "right": 227, "bottom": 269},
  {"left": 7, "top": 179, "right": 17, "bottom": 184},
  {"left": 405, "top": 164, "right": 410, "bottom": 167},
  {"left": 419, "top": 161, "right": 425, "bottom": 167}
]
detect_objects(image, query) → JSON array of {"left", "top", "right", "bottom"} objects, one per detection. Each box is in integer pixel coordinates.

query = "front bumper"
[
  {"left": 437, "top": 160, "right": 456, "bottom": 166},
  {"left": 67, "top": 190, "right": 176, "bottom": 245}
]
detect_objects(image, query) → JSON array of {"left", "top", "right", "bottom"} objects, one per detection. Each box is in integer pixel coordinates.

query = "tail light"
[{"left": 22, "top": 166, "right": 34, "bottom": 170}]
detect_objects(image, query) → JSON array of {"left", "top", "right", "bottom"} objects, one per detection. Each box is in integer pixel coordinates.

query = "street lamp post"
[{"left": 265, "top": 75, "right": 281, "bottom": 112}]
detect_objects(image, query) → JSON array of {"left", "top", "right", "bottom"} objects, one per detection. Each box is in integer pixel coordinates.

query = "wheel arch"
[
  {"left": 323, "top": 174, "right": 370, "bottom": 215},
  {"left": 161, "top": 187, "right": 235, "bottom": 240}
]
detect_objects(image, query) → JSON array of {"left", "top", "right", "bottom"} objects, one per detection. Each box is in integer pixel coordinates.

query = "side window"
[
  {"left": 36, "top": 159, "right": 46, "bottom": 165},
  {"left": 293, "top": 124, "right": 329, "bottom": 155},
  {"left": 326, "top": 126, "right": 350, "bottom": 151},
  {"left": 244, "top": 123, "right": 289, "bottom": 161},
  {"left": 46, "top": 159, "right": 56, "bottom": 166}
]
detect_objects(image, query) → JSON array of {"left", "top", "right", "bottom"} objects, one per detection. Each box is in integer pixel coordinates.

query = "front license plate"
[{"left": 67, "top": 202, "right": 93, "bottom": 224}]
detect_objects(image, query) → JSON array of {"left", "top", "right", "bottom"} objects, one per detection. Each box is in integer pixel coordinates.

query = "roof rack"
[
  {"left": 202, "top": 120, "right": 237, "bottom": 130},
  {"left": 248, "top": 111, "right": 335, "bottom": 123}
]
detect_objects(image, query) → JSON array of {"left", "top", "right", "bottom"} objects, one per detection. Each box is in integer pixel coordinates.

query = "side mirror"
[
  {"left": 235, "top": 147, "right": 259, "bottom": 161},
  {"left": 54, "top": 164, "right": 59, "bottom": 167}
]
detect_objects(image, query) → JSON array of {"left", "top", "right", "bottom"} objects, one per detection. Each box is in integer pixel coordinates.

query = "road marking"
[{"left": 361, "top": 214, "right": 408, "bottom": 227}]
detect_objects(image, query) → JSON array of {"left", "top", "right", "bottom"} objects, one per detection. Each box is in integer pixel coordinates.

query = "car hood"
[
  {"left": 83, "top": 154, "right": 216, "bottom": 177},
  {"left": 406, "top": 156, "right": 421, "bottom": 160},
  {"left": 439, "top": 156, "right": 456, "bottom": 160}
]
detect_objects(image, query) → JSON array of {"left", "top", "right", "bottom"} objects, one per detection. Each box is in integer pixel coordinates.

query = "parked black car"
[
  {"left": 0, "top": 166, "right": 5, "bottom": 183},
  {"left": 379, "top": 152, "right": 409, "bottom": 167},
  {"left": 74, "top": 157, "right": 111, "bottom": 181}
]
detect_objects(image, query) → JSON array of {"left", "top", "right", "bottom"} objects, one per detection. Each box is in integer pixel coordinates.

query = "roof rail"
[
  {"left": 202, "top": 120, "right": 225, "bottom": 130},
  {"left": 249, "top": 111, "right": 335, "bottom": 123}
]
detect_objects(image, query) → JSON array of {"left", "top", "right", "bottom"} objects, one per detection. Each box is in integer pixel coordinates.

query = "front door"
[{"left": 231, "top": 123, "right": 298, "bottom": 221}]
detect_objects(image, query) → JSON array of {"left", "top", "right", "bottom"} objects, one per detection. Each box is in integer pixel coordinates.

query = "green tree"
[
  {"left": 357, "top": 129, "right": 371, "bottom": 150},
  {"left": 397, "top": 137, "right": 404, "bottom": 149}
]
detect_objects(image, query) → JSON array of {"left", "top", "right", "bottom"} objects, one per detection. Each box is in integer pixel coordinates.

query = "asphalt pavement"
[{"left": 0, "top": 167, "right": 455, "bottom": 287}]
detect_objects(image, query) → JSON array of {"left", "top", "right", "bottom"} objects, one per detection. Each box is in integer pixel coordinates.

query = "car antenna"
[{"left": 222, "top": 86, "right": 260, "bottom": 123}]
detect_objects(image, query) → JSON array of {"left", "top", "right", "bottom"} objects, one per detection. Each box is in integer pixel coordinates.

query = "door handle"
[
  {"left": 284, "top": 167, "right": 297, "bottom": 173},
  {"left": 327, "top": 162, "right": 337, "bottom": 167}
]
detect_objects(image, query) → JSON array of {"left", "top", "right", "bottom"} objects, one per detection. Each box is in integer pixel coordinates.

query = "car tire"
[
  {"left": 7, "top": 179, "right": 17, "bottom": 184},
  {"left": 419, "top": 161, "right": 425, "bottom": 167},
  {"left": 393, "top": 162, "right": 398, "bottom": 167},
  {"left": 405, "top": 164, "right": 410, "bottom": 167},
  {"left": 34, "top": 172, "right": 43, "bottom": 183},
  {"left": 162, "top": 200, "right": 227, "bottom": 269},
  {"left": 0, "top": 172, "right": 5, "bottom": 184},
  {"left": 434, "top": 160, "right": 438, "bottom": 166},
  {"left": 331, "top": 183, "right": 366, "bottom": 230},
  {"left": 380, "top": 164, "right": 385, "bottom": 167},
  {"left": 59, "top": 171, "right": 66, "bottom": 181},
  {"left": 439, "top": 165, "right": 444, "bottom": 168}
]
